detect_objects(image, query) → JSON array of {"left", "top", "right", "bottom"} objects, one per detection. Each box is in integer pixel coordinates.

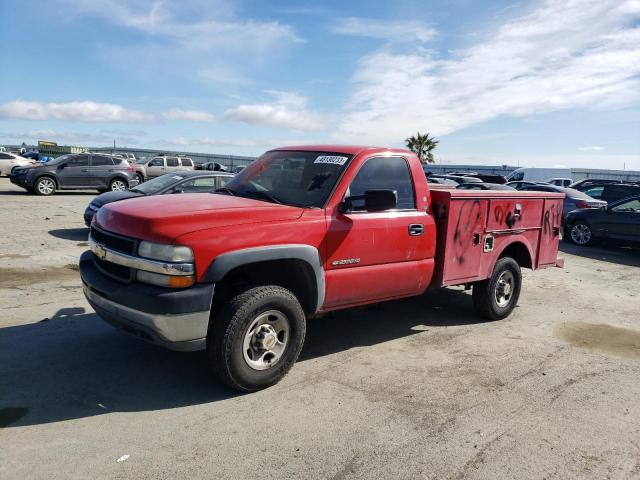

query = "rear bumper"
[{"left": 79, "top": 250, "right": 213, "bottom": 351}]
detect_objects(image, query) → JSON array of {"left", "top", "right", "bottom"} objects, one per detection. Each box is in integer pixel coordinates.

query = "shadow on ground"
[
  {"left": 48, "top": 228, "right": 90, "bottom": 241},
  {"left": 0, "top": 288, "right": 482, "bottom": 428},
  {"left": 0, "top": 190, "right": 95, "bottom": 196},
  {"left": 560, "top": 241, "right": 640, "bottom": 267}
]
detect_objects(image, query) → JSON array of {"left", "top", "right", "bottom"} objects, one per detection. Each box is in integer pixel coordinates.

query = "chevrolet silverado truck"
[{"left": 79, "top": 145, "right": 563, "bottom": 392}]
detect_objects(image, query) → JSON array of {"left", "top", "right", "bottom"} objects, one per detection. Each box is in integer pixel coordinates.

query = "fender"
[
  {"left": 205, "top": 244, "right": 325, "bottom": 312},
  {"left": 490, "top": 236, "right": 535, "bottom": 272}
]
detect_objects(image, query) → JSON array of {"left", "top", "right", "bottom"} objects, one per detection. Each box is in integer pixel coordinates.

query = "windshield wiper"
[
  {"left": 240, "top": 190, "right": 283, "bottom": 204},
  {"left": 214, "top": 187, "right": 237, "bottom": 196}
]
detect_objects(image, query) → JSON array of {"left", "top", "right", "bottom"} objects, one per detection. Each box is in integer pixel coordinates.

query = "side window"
[
  {"left": 348, "top": 156, "right": 415, "bottom": 211},
  {"left": 218, "top": 176, "right": 231, "bottom": 188},
  {"left": 181, "top": 158, "right": 193, "bottom": 167},
  {"left": 584, "top": 186, "right": 604, "bottom": 198},
  {"left": 67, "top": 155, "right": 89, "bottom": 167},
  {"left": 179, "top": 177, "right": 217, "bottom": 192},
  {"left": 612, "top": 199, "right": 640, "bottom": 212},
  {"left": 167, "top": 157, "right": 179, "bottom": 167},
  {"left": 0, "top": 153, "right": 11, "bottom": 159},
  {"left": 91, "top": 155, "right": 114, "bottom": 166},
  {"left": 149, "top": 158, "right": 164, "bottom": 167}
]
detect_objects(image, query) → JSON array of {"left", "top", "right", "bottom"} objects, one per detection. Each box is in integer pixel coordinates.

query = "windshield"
[
  {"left": 222, "top": 150, "right": 353, "bottom": 207},
  {"left": 131, "top": 173, "right": 188, "bottom": 194}
]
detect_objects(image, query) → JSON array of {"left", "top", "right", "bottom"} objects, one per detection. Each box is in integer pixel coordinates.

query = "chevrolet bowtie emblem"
[{"left": 95, "top": 244, "right": 107, "bottom": 261}]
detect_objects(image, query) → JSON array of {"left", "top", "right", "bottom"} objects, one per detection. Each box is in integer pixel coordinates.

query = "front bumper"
[{"left": 79, "top": 250, "right": 214, "bottom": 351}]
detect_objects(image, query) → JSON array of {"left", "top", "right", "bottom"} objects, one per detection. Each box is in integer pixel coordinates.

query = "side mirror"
[{"left": 339, "top": 189, "right": 397, "bottom": 214}]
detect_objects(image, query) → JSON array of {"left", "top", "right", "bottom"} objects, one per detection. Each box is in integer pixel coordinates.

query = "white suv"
[{"left": 136, "top": 156, "right": 194, "bottom": 181}]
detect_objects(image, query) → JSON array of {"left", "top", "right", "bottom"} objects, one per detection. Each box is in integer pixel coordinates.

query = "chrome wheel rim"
[
  {"left": 242, "top": 310, "right": 290, "bottom": 371},
  {"left": 495, "top": 271, "right": 515, "bottom": 308},
  {"left": 111, "top": 180, "right": 126, "bottom": 191},
  {"left": 38, "top": 178, "right": 54, "bottom": 194},
  {"left": 570, "top": 224, "right": 591, "bottom": 245}
]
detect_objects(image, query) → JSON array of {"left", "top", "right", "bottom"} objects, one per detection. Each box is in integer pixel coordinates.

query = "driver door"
[
  {"left": 145, "top": 158, "right": 166, "bottom": 178},
  {"left": 324, "top": 156, "right": 433, "bottom": 308},
  {"left": 57, "top": 154, "right": 90, "bottom": 187},
  {"left": 602, "top": 198, "right": 640, "bottom": 242}
]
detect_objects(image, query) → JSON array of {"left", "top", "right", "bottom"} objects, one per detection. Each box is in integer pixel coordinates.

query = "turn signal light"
[{"left": 168, "top": 275, "right": 195, "bottom": 288}]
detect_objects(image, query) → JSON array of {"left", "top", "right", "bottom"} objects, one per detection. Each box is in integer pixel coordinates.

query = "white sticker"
[
  {"left": 172, "top": 175, "right": 184, "bottom": 180},
  {"left": 314, "top": 155, "right": 348, "bottom": 165}
]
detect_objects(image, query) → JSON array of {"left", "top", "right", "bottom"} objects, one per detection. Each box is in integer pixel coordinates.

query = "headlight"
[{"left": 138, "top": 241, "right": 194, "bottom": 262}]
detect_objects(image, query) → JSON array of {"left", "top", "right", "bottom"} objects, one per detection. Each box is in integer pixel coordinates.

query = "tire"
[
  {"left": 207, "top": 285, "right": 306, "bottom": 392},
  {"left": 472, "top": 257, "right": 522, "bottom": 321},
  {"left": 136, "top": 173, "right": 144, "bottom": 184},
  {"left": 567, "top": 222, "right": 594, "bottom": 246},
  {"left": 109, "top": 178, "right": 128, "bottom": 191},
  {"left": 34, "top": 176, "right": 56, "bottom": 196}
]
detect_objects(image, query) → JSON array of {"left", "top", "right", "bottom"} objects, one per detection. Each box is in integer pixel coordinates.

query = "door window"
[
  {"left": 180, "top": 158, "right": 193, "bottom": 167},
  {"left": 583, "top": 186, "right": 604, "bottom": 198},
  {"left": 167, "top": 157, "right": 179, "bottom": 167},
  {"left": 91, "top": 155, "right": 114, "bottom": 166},
  {"left": 178, "top": 177, "right": 217, "bottom": 192},
  {"left": 218, "top": 176, "right": 231, "bottom": 187},
  {"left": 148, "top": 158, "right": 164, "bottom": 167},
  {"left": 347, "top": 156, "right": 415, "bottom": 211},
  {"left": 611, "top": 199, "right": 640, "bottom": 212},
  {"left": 0, "top": 153, "right": 11, "bottom": 159},
  {"left": 66, "top": 155, "right": 89, "bottom": 167}
]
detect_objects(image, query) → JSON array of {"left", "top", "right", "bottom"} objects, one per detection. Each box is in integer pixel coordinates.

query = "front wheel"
[
  {"left": 472, "top": 257, "right": 521, "bottom": 321},
  {"left": 34, "top": 176, "right": 56, "bottom": 196},
  {"left": 135, "top": 173, "right": 144, "bottom": 184},
  {"left": 567, "top": 222, "right": 594, "bottom": 246},
  {"left": 207, "top": 285, "right": 306, "bottom": 392},
  {"left": 109, "top": 178, "right": 127, "bottom": 191}
]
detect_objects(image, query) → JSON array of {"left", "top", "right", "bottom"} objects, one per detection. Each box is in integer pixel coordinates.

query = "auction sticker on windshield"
[{"left": 314, "top": 155, "right": 349, "bottom": 165}]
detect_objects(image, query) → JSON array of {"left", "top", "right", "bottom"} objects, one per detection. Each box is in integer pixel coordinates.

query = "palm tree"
[{"left": 405, "top": 132, "right": 439, "bottom": 164}]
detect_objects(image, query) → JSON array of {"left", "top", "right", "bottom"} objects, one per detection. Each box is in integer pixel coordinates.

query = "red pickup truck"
[{"left": 79, "top": 145, "right": 563, "bottom": 391}]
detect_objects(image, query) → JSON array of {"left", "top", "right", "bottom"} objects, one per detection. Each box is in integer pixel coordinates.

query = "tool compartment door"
[
  {"left": 537, "top": 198, "right": 562, "bottom": 266},
  {"left": 440, "top": 198, "right": 487, "bottom": 283}
]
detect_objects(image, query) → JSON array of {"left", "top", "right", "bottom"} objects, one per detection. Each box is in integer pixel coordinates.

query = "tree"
[{"left": 405, "top": 132, "right": 439, "bottom": 164}]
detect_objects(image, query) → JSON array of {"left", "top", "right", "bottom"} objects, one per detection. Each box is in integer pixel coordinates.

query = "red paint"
[{"left": 95, "top": 146, "right": 563, "bottom": 311}]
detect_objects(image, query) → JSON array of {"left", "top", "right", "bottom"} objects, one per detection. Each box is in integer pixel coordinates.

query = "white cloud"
[
  {"left": 224, "top": 91, "right": 326, "bottom": 131},
  {"left": 331, "top": 17, "right": 436, "bottom": 43},
  {"left": 0, "top": 100, "right": 153, "bottom": 122},
  {"left": 578, "top": 146, "right": 605, "bottom": 151},
  {"left": 334, "top": 0, "right": 640, "bottom": 145},
  {"left": 162, "top": 108, "right": 215, "bottom": 122}
]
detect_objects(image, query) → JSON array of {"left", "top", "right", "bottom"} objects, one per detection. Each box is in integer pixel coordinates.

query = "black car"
[
  {"left": 579, "top": 183, "right": 640, "bottom": 203},
  {"left": 11, "top": 153, "right": 138, "bottom": 195},
  {"left": 564, "top": 195, "right": 640, "bottom": 246},
  {"left": 84, "top": 171, "right": 233, "bottom": 226},
  {"left": 456, "top": 183, "right": 515, "bottom": 191},
  {"left": 195, "top": 162, "right": 228, "bottom": 171}
]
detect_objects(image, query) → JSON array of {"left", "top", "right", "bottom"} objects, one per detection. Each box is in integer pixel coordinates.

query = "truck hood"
[{"left": 94, "top": 193, "right": 304, "bottom": 242}]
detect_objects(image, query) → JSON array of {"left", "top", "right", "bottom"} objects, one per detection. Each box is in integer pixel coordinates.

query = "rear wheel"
[
  {"left": 109, "top": 178, "right": 127, "bottom": 191},
  {"left": 34, "top": 176, "right": 56, "bottom": 196},
  {"left": 136, "top": 173, "right": 144, "bottom": 184},
  {"left": 473, "top": 257, "right": 521, "bottom": 320},
  {"left": 207, "top": 285, "right": 306, "bottom": 392},
  {"left": 568, "top": 222, "right": 593, "bottom": 246}
]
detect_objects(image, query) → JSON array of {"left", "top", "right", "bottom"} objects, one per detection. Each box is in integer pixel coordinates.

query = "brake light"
[
  {"left": 576, "top": 200, "right": 592, "bottom": 209},
  {"left": 127, "top": 166, "right": 136, "bottom": 173}
]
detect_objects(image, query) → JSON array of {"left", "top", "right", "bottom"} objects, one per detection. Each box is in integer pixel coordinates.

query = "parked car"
[
  {"left": 564, "top": 195, "right": 640, "bottom": 246},
  {"left": 517, "top": 184, "right": 607, "bottom": 220},
  {"left": 456, "top": 183, "right": 516, "bottom": 191},
  {"left": 579, "top": 183, "right": 640, "bottom": 204},
  {"left": 232, "top": 165, "right": 245, "bottom": 174},
  {"left": 569, "top": 178, "right": 631, "bottom": 190},
  {"left": 84, "top": 171, "right": 233, "bottom": 226},
  {"left": 0, "top": 151, "right": 34, "bottom": 176},
  {"left": 446, "top": 171, "right": 508, "bottom": 184},
  {"left": 427, "top": 174, "right": 482, "bottom": 185},
  {"left": 547, "top": 178, "right": 573, "bottom": 187},
  {"left": 427, "top": 176, "right": 458, "bottom": 186},
  {"left": 10, "top": 153, "right": 138, "bottom": 195},
  {"left": 134, "top": 155, "right": 194, "bottom": 183},
  {"left": 506, "top": 180, "right": 539, "bottom": 190},
  {"left": 506, "top": 167, "right": 572, "bottom": 183},
  {"left": 195, "top": 162, "right": 228, "bottom": 172}
]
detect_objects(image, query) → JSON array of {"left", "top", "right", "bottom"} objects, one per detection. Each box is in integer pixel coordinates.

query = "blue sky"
[{"left": 1, "top": 0, "right": 639, "bottom": 168}]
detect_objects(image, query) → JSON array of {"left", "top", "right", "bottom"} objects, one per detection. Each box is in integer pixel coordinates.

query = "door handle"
[{"left": 408, "top": 224, "right": 424, "bottom": 236}]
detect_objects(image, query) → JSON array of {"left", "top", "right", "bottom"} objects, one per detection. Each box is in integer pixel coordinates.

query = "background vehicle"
[
  {"left": 195, "top": 162, "right": 228, "bottom": 171},
  {"left": 84, "top": 171, "right": 233, "bottom": 226},
  {"left": 10, "top": 153, "right": 138, "bottom": 195},
  {"left": 547, "top": 178, "right": 573, "bottom": 187},
  {"left": 0, "top": 152, "right": 33, "bottom": 176},
  {"left": 564, "top": 195, "right": 640, "bottom": 246},
  {"left": 427, "top": 174, "right": 482, "bottom": 185},
  {"left": 506, "top": 180, "right": 538, "bottom": 190},
  {"left": 456, "top": 183, "right": 515, "bottom": 191},
  {"left": 506, "top": 167, "right": 572, "bottom": 183},
  {"left": 134, "top": 155, "right": 194, "bottom": 182},
  {"left": 570, "top": 178, "right": 631, "bottom": 190},
  {"left": 578, "top": 183, "right": 640, "bottom": 203},
  {"left": 80, "top": 145, "right": 562, "bottom": 392},
  {"left": 517, "top": 184, "right": 606, "bottom": 220},
  {"left": 446, "top": 171, "right": 507, "bottom": 184}
]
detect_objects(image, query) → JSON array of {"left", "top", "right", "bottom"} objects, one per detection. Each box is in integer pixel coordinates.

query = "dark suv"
[{"left": 11, "top": 153, "right": 139, "bottom": 195}]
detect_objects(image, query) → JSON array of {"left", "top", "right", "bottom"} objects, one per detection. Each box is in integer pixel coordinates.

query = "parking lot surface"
[{"left": 1, "top": 177, "right": 640, "bottom": 480}]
